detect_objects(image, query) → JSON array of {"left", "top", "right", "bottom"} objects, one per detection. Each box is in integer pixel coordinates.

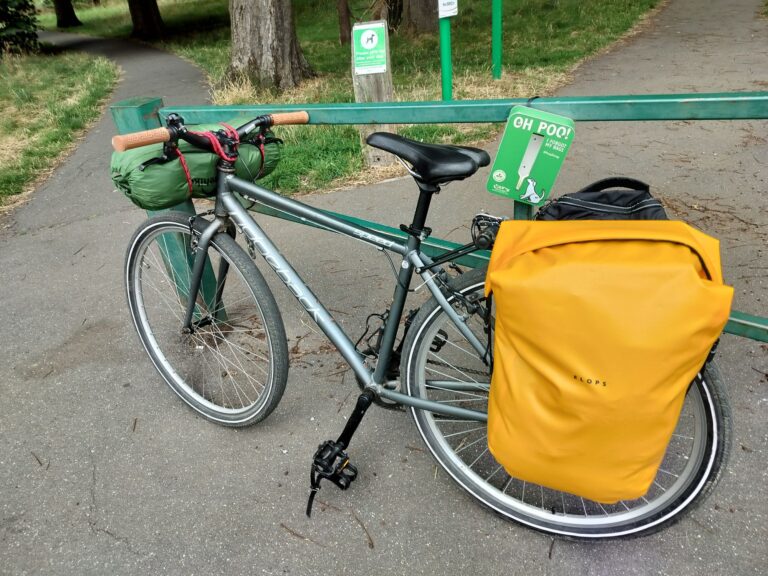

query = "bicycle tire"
[
  {"left": 400, "top": 267, "right": 731, "bottom": 539},
  {"left": 125, "top": 212, "right": 289, "bottom": 427}
]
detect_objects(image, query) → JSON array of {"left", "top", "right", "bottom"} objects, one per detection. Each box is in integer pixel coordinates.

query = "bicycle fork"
[{"left": 181, "top": 217, "right": 227, "bottom": 332}]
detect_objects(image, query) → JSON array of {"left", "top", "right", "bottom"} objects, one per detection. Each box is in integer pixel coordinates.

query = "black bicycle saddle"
[{"left": 366, "top": 132, "right": 491, "bottom": 186}]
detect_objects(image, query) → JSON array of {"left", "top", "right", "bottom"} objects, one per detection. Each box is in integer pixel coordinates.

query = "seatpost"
[{"left": 405, "top": 181, "right": 439, "bottom": 238}]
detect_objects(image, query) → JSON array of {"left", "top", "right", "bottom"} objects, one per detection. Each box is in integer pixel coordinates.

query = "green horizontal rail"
[
  {"left": 724, "top": 310, "right": 768, "bottom": 343},
  {"left": 248, "top": 202, "right": 490, "bottom": 268},
  {"left": 251, "top": 203, "right": 766, "bottom": 342},
  {"left": 112, "top": 95, "right": 768, "bottom": 343},
  {"left": 162, "top": 92, "right": 768, "bottom": 125},
  {"left": 250, "top": 203, "right": 765, "bottom": 341}
]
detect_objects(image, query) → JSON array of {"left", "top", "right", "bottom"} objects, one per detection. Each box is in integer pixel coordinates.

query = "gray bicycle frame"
[{"left": 186, "top": 171, "right": 489, "bottom": 422}]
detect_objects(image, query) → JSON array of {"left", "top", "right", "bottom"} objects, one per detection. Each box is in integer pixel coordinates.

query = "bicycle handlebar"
[{"left": 111, "top": 111, "right": 310, "bottom": 152}]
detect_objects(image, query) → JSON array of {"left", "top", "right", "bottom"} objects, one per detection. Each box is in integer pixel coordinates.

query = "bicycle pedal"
[
  {"left": 310, "top": 440, "right": 358, "bottom": 488},
  {"left": 306, "top": 440, "right": 359, "bottom": 517}
]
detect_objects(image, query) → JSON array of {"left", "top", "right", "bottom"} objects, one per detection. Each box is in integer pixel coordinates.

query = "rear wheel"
[
  {"left": 125, "top": 212, "right": 289, "bottom": 427},
  {"left": 400, "top": 267, "right": 731, "bottom": 538}
]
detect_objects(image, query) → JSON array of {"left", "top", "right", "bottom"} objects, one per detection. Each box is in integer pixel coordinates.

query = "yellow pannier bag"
[{"left": 485, "top": 220, "right": 733, "bottom": 503}]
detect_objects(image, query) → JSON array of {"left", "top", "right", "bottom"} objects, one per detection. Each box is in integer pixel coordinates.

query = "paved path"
[{"left": 1, "top": 3, "right": 767, "bottom": 574}]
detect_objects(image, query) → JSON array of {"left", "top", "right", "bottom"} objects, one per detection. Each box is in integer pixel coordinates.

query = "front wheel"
[
  {"left": 125, "top": 212, "right": 289, "bottom": 427},
  {"left": 400, "top": 267, "right": 731, "bottom": 539}
]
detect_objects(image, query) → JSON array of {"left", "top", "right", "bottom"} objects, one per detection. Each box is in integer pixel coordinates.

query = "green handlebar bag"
[{"left": 110, "top": 122, "right": 281, "bottom": 211}]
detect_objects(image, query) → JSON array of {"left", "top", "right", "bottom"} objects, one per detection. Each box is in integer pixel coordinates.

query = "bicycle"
[{"left": 115, "top": 111, "right": 731, "bottom": 539}]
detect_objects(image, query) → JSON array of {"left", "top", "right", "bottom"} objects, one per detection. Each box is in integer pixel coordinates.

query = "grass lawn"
[
  {"left": 39, "top": 0, "right": 660, "bottom": 195},
  {"left": 0, "top": 48, "right": 118, "bottom": 206}
]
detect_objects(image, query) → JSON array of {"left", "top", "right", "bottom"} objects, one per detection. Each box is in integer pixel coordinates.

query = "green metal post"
[
  {"left": 492, "top": 0, "right": 503, "bottom": 80},
  {"left": 110, "top": 96, "right": 164, "bottom": 133},
  {"left": 513, "top": 201, "right": 533, "bottom": 220},
  {"left": 110, "top": 97, "right": 196, "bottom": 219},
  {"left": 110, "top": 97, "right": 221, "bottom": 319},
  {"left": 440, "top": 18, "right": 453, "bottom": 101}
]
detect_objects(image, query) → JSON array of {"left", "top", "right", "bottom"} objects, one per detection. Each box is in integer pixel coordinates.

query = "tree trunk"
[
  {"left": 337, "top": 0, "right": 352, "bottom": 45},
  {"left": 127, "top": 0, "right": 165, "bottom": 40},
  {"left": 402, "top": 0, "right": 437, "bottom": 35},
  {"left": 228, "top": 0, "right": 313, "bottom": 91},
  {"left": 370, "top": 0, "right": 403, "bottom": 32},
  {"left": 53, "top": 0, "right": 82, "bottom": 28}
]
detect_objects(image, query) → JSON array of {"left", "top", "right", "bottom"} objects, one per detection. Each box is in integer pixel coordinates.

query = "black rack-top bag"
[{"left": 535, "top": 177, "right": 667, "bottom": 221}]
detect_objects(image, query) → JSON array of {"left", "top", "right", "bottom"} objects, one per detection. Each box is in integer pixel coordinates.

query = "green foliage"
[
  {"left": 38, "top": 0, "right": 230, "bottom": 38},
  {"left": 259, "top": 126, "right": 364, "bottom": 194},
  {"left": 300, "top": 0, "right": 658, "bottom": 94},
  {"left": 399, "top": 124, "right": 492, "bottom": 146},
  {"left": 0, "top": 49, "right": 118, "bottom": 201},
  {"left": 0, "top": 0, "right": 39, "bottom": 54}
]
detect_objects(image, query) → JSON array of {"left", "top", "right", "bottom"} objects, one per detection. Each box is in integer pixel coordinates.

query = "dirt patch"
[{"left": 17, "top": 318, "right": 124, "bottom": 381}]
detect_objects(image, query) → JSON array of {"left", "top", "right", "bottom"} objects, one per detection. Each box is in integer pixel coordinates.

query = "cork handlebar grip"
[
  {"left": 269, "top": 111, "right": 310, "bottom": 126},
  {"left": 112, "top": 127, "right": 172, "bottom": 152}
]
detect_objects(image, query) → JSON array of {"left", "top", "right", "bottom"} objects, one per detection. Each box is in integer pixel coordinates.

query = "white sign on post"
[{"left": 438, "top": 0, "right": 458, "bottom": 18}]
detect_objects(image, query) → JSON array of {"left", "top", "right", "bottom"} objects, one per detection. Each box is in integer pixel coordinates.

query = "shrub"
[{"left": 0, "top": 0, "right": 39, "bottom": 54}]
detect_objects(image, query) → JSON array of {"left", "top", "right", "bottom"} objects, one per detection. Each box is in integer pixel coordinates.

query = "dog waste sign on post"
[
  {"left": 353, "top": 22, "right": 388, "bottom": 75},
  {"left": 487, "top": 106, "right": 575, "bottom": 206},
  {"left": 351, "top": 21, "right": 394, "bottom": 166}
]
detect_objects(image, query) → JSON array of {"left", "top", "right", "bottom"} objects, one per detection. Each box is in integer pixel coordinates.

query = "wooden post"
[{"left": 351, "top": 21, "right": 395, "bottom": 166}]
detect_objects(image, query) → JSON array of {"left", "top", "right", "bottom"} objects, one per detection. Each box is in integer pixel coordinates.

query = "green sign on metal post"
[
  {"left": 486, "top": 106, "right": 575, "bottom": 206},
  {"left": 353, "top": 22, "right": 388, "bottom": 75},
  {"left": 438, "top": 1, "right": 457, "bottom": 101}
]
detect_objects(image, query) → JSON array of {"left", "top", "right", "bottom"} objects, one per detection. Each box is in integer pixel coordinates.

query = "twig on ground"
[
  {"left": 280, "top": 523, "right": 325, "bottom": 547},
  {"left": 327, "top": 366, "right": 351, "bottom": 378},
  {"left": 351, "top": 510, "right": 375, "bottom": 549},
  {"left": 337, "top": 389, "right": 355, "bottom": 413},
  {"left": 316, "top": 499, "right": 343, "bottom": 513}
]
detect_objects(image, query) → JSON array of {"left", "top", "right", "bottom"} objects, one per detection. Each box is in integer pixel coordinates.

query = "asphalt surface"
[{"left": 1, "top": 1, "right": 766, "bottom": 574}]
